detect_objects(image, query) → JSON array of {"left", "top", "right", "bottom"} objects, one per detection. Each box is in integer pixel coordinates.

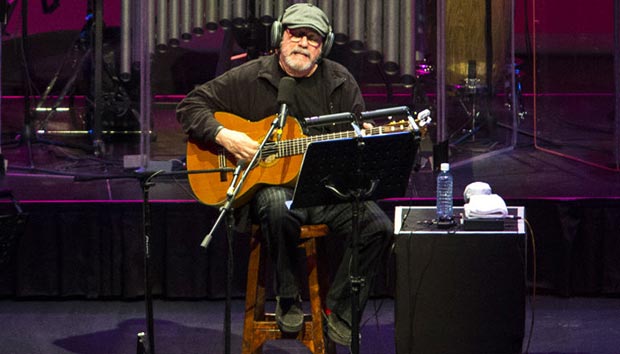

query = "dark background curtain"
[{"left": 1, "top": 200, "right": 619, "bottom": 299}]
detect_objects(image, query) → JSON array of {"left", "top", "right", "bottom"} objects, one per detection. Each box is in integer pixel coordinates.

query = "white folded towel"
[
  {"left": 464, "top": 194, "right": 508, "bottom": 218},
  {"left": 463, "top": 181, "right": 492, "bottom": 203}
]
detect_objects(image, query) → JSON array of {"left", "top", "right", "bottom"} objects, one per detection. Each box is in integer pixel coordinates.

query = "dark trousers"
[{"left": 251, "top": 186, "right": 393, "bottom": 326}]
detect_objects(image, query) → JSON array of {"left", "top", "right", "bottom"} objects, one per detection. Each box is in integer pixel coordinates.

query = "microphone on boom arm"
[
  {"left": 276, "top": 77, "right": 296, "bottom": 140},
  {"left": 304, "top": 112, "right": 356, "bottom": 126},
  {"left": 359, "top": 106, "right": 411, "bottom": 121}
]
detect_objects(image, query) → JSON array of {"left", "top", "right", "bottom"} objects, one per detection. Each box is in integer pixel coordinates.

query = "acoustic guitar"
[{"left": 186, "top": 111, "right": 418, "bottom": 207}]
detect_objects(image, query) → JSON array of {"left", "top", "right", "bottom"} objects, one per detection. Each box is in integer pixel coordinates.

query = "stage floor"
[{"left": 0, "top": 296, "right": 618, "bottom": 354}]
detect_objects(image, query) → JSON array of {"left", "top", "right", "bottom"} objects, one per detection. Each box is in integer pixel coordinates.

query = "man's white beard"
[{"left": 283, "top": 51, "right": 316, "bottom": 73}]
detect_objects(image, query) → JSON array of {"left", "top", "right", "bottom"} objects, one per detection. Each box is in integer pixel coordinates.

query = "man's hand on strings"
[{"left": 215, "top": 128, "right": 259, "bottom": 162}]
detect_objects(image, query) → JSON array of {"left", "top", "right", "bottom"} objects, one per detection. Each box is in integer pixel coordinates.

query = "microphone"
[
  {"left": 466, "top": 60, "right": 478, "bottom": 89},
  {"left": 360, "top": 106, "right": 411, "bottom": 121},
  {"left": 468, "top": 60, "right": 477, "bottom": 80},
  {"left": 304, "top": 112, "right": 355, "bottom": 126},
  {"left": 276, "top": 77, "right": 296, "bottom": 136},
  {"left": 202, "top": 159, "right": 247, "bottom": 249},
  {"left": 226, "top": 159, "right": 247, "bottom": 197}
]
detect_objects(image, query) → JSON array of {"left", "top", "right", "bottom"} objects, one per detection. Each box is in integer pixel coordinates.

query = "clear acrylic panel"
[
  {"left": 529, "top": 0, "right": 620, "bottom": 171},
  {"left": 429, "top": 0, "right": 518, "bottom": 169}
]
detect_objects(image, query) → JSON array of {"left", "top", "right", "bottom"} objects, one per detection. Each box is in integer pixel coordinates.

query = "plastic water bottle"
[{"left": 436, "top": 163, "right": 454, "bottom": 221}]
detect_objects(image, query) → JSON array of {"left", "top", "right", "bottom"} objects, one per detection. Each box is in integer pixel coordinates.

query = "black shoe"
[
  {"left": 275, "top": 296, "right": 304, "bottom": 333},
  {"left": 325, "top": 311, "right": 353, "bottom": 346}
]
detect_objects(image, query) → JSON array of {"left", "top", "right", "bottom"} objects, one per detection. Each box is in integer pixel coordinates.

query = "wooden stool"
[{"left": 242, "top": 224, "right": 336, "bottom": 354}]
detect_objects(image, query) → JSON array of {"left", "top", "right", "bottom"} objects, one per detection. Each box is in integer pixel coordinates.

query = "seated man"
[{"left": 176, "top": 3, "right": 393, "bottom": 346}]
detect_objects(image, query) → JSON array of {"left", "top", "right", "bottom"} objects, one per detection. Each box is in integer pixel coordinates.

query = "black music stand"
[
  {"left": 290, "top": 131, "right": 419, "bottom": 354},
  {"left": 291, "top": 131, "right": 418, "bottom": 208}
]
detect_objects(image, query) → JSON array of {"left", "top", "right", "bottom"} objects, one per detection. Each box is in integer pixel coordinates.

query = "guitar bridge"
[{"left": 218, "top": 149, "right": 228, "bottom": 182}]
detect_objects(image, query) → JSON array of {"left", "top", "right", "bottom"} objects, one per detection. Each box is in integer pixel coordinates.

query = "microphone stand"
[
  {"left": 322, "top": 116, "right": 401, "bottom": 354},
  {"left": 319, "top": 119, "right": 379, "bottom": 354},
  {"left": 73, "top": 166, "right": 233, "bottom": 354},
  {"left": 136, "top": 169, "right": 161, "bottom": 354},
  {"left": 349, "top": 119, "right": 377, "bottom": 354},
  {"left": 201, "top": 113, "right": 284, "bottom": 354}
]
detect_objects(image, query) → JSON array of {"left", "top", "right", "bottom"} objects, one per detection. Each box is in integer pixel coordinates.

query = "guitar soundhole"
[{"left": 261, "top": 142, "right": 279, "bottom": 165}]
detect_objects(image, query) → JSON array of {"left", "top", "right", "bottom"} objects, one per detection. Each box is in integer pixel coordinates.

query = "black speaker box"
[{"left": 394, "top": 233, "right": 525, "bottom": 354}]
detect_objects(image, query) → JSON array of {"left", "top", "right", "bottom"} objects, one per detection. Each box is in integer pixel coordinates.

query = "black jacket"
[{"left": 176, "top": 54, "right": 365, "bottom": 143}]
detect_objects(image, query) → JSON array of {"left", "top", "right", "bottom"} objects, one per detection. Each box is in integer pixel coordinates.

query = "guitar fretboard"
[
  {"left": 263, "top": 123, "right": 411, "bottom": 158},
  {"left": 266, "top": 124, "right": 411, "bottom": 158}
]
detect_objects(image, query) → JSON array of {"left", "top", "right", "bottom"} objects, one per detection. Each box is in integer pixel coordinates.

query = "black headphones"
[{"left": 270, "top": 7, "right": 335, "bottom": 58}]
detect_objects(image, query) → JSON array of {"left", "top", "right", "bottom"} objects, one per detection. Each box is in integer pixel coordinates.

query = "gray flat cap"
[{"left": 281, "top": 3, "right": 330, "bottom": 37}]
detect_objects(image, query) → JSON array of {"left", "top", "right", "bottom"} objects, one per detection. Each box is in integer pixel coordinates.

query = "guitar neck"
[{"left": 275, "top": 124, "right": 410, "bottom": 158}]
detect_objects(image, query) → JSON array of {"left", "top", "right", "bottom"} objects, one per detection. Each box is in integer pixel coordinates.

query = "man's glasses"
[{"left": 286, "top": 28, "right": 322, "bottom": 47}]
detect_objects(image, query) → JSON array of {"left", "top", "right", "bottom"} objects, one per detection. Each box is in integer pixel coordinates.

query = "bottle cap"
[{"left": 440, "top": 163, "right": 450, "bottom": 172}]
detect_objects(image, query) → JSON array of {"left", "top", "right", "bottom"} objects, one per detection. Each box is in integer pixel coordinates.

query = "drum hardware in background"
[{"left": 450, "top": 60, "right": 490, "bottom": 146}]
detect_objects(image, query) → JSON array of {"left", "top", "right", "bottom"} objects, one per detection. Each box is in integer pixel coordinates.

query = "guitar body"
[
  {"left": 186, "top": 112, "right": 305, "bottom": 207},
  {"left": 186, "top": 111, "right": 420, "bottom": 207}
]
